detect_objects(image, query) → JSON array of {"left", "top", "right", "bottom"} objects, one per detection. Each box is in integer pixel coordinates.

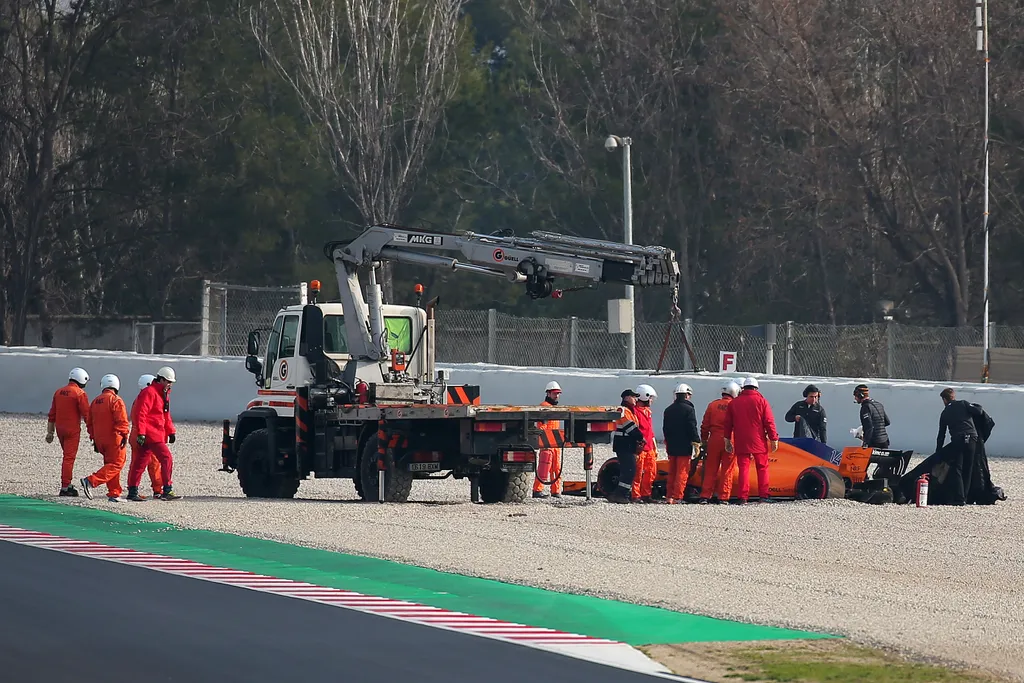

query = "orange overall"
[
  {"left": 48, "top": 382, "right": 91, "bottom": 489},
  {"left": 533, "top": 398, "right": 563, "bottom": 495},
  {"left": 631, "top": 403, "right": 658, "bottom": 500},
  {"left": 700, "top": 396, "right": 736, "bottom": 501},
  {"left": 85, "top": 389, "right": 130, "bottom": 498},
  {"left": 128, "top": 395, "right": 163, "bottom": 496}
]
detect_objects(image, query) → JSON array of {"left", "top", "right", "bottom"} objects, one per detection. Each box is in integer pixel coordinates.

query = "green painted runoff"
[{"left": 0, "top": 494, "right": 833, "bottom": 646}]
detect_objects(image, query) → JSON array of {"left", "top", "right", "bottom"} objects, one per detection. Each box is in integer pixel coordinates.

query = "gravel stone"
[{"left": 1, "top": 413, "right": 1020, "bottom": 680}]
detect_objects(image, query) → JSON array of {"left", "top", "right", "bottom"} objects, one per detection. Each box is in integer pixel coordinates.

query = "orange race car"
[{"left": 563, "top": 438, "right": 914, "bottom": 504}]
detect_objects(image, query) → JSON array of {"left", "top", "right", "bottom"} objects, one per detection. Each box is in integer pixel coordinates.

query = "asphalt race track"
[{"left": 0, "top": 541, "right": 667, "bottom": 683}]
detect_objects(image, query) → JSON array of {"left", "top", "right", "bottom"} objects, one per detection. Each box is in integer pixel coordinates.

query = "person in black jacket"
[
  {"left": 785, "top": 384, "right": 828, "bottom": 443},
  {"left": 896, "top": 396, "right": 1006, "bottom": 505},
  {"left": 608, "top": 389, "right": 644, "bottom": 504},
  {"left": 663, "top": 383, "right": 701, "bottom": 504},
  {"left": 853, "top": 384, "right": 890, "bottom": 448},
  {"left": 936, "top": 387, "right": 983, "bottom": 505}
]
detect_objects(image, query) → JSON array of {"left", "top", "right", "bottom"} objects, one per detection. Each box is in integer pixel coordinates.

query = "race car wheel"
[
  {"left": 866, "top": 489, "right": 894, "bottom": 505},
  {"left": 795, "top": 466, "right": 846, "bottom": 500},
  {"left": 596, "top": 458, "right": 621, "bottom": 496}
]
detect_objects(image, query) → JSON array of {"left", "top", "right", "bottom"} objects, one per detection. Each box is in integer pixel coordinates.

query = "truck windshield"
[
  {"left": 322, "top": 314, "right": 412, "bottom": 355},
  {"left": 324, "top": 315, "right": 348, "bottom": 355}
]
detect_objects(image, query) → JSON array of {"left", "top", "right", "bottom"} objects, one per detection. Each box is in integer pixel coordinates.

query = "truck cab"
[{"left": 243, "top": 302, "right": 428, "bottom": 416}]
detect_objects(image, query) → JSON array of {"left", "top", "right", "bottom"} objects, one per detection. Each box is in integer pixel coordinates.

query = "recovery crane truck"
[{"left": 219, "top": 224, "right": 679, "bottom": 503}]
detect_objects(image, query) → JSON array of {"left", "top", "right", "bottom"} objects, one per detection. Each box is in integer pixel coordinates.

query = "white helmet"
[
  {"left": 635, "top": 384, "right": 657, "bottom": 402},
  {"left": 100, "top": 374, "right": 120, "bottom": 392},
  {"left": 69, "top": 367, "right": 89, "bottom": 385},
  {"left": 138, "top": 374, "right": 155, "bottom": 390},
  {"left": 545, "top": 381, "right": 562, "bottom": 393},
  {"left": 156, "top": 366, "right": 176, "bottom": 383},
  {"left": 742, "top": 376, "right": 759, "bottom": 388},
  {"left": 723, "top": 381, "right": 740, "bottom": 398},
  {"left": 674, "top": 383, "right": 693, "bottom": 396}
]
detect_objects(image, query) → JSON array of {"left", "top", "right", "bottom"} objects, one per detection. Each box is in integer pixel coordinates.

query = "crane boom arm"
[
  {"left": 328, "top": 224, "right": 678, "bottom": 296},
  {"left": 324, "top": 224, "right": 680, "bottom": 363}
]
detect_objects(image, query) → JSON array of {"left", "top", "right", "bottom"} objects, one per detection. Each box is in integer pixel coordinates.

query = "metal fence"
[
  {"left": 200, "top": 280, "right": 307, "bottom": 356},
  {"left": 43, "top": 278, "right": 1018, "bottom": 383},
  {"left": 131, "top": 321, "right": 202, "bottom": 355},
  {"left": 435, "top": 309, "right": 1024, "bottom": 383}
]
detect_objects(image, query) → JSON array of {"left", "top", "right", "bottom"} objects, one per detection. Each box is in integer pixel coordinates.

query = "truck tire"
[
  {"left": 237, "top": 428, "right": 300, "bottom": 499},
  {"left": 795, "top": 465, "right": 846, "bottom": 500},
  {"left": 478, "top": 468, "right": 531, "bottom": 504},
  {"left": 359, "top": 435, "right": 413, "bottom": 503}
]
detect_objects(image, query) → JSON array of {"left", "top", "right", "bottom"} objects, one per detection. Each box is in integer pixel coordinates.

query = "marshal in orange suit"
[
  {"left": 80, "top": 375, "right": 131, "bottom": 502},
  {"left": 46, "top": 367, "right": 92, "bottom": 496}
]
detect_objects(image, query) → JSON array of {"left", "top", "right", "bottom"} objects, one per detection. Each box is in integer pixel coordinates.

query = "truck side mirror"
[
  {"left": 246, "top": 330, "right": 260, "bottom": 356},
  {"left": 245, "top": 355, "right": 263, "bottom": 377}
]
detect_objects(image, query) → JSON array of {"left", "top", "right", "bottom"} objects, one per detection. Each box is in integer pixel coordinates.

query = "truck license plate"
[
  {"left": 409, "top": 462, "right": 441, "bottom": 472},
  {"left": 501, "top": 463, "right": 535, "bottom": 473}
]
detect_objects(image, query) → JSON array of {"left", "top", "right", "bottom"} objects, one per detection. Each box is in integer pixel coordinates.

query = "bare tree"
[
  {"left": 251, "top": 0, "right": 466, "bottom": 301},
  {"left": 716, "top": 0, "right": 1024, "bottom": 325},
  {"left": 0, "top": 0, "right": 138, "bottom": 344},
  {"left": 514, "top": 0, "right": 724, "bottom": 321}
]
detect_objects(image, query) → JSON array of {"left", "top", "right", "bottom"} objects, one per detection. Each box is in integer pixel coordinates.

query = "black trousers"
[
  {"left": 945, "top": 436, "right": 977, "bottom": 505},
  {"left": 614, "top": 450, "right": 638, "bottom": 494}
]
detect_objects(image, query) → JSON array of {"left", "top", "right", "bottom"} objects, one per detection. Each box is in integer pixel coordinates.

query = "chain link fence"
[
  {"left": 200, "top": 281, "right": 306, "bottom": 356},
  {"left": 131, "top": 321, "right": 202, "bottom": 355},
  {"left": 435, "top": 309, "right": 1024, "bottom": 383},
  {"left": 188, "top": 280, "right": 1024, "bottom": 382},
  {"left": 21, "top": 286, "right": 1022, "bottom": 382}
]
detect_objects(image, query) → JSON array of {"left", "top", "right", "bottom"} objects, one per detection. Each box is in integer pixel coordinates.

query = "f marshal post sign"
[{"left": 719, "top": 351, "right": 737, "bottom": 373}]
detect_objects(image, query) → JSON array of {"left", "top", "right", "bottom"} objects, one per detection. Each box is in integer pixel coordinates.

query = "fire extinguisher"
[
  {"left": 356, "top": 381, "right": 369, "bottom": 405},
  {"left": 916, "top": 474, "right": 929, "bottom": 508}
]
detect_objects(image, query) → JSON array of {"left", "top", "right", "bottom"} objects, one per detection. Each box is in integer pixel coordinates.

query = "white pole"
[
  {"left": 623, "top": 138, "right": 636, "bottom": 371},
  {"left": 978, "top": 0, "right": 991, "bottom": 382}
]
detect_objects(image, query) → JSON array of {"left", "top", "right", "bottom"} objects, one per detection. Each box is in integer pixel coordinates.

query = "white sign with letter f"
[{"left": 719, "top": 351, "right": 737, "bottom": 373}]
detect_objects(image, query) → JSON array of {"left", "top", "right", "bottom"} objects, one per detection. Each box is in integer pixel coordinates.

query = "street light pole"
[
  {"left": 977, "top": 0, "right": 991, "bottom": 382},
  {"left": 606, "top": 134, "right": 635, "bottom": 371}
]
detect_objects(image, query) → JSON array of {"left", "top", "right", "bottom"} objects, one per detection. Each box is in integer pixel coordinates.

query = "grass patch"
[
  {"left": 644, "top": 640, "right": 1006, "bottom": 683},
  {"left": 727, "top": 643, "right": 992, "bottom": 682}
]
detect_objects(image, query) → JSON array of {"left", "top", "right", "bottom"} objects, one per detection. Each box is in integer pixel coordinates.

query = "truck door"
[
  {"left": 261, "top": 315, "right": 285, "bottom": 390},
  {"left": 267, "top": 313, "right": 300, "bottom": 392}
]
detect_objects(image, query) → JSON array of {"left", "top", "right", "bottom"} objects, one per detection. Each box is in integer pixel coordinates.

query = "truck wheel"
[
  {"left": 795, "top": 466, "right": 846, "bottom": 500},
  {"left": 358, "top": 435, "right": 413, "bottom": 503},
  {"left": 237, "top": 428, "right": 300, "bottom": 499},
  {"left": 478, "top": 468, "right": 531, "bottom": 504}
]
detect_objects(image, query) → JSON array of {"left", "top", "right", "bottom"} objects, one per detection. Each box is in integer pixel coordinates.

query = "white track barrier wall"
[{"left": 2, "top": 347, "right": 1022, "bottom": 458}]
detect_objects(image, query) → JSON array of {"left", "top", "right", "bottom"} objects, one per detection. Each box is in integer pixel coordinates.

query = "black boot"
[
  {"left": 160, "top": 486, "right": 182, "bottom": 501},
  {"left": 126, "top": 487, "right": 146, "bottom": 502}
]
